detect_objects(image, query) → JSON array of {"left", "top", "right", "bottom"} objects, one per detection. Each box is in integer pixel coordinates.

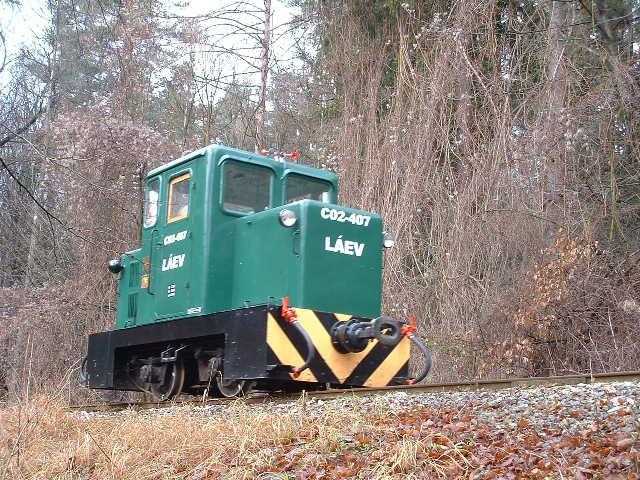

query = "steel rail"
[{"left": 67, "top": 370, "right": 640, "bottom": 414}]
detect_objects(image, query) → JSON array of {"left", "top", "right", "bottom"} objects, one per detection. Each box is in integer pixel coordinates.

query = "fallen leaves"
[
  {"left": 616, "top": 437, "right": 636, "bottom": 450},
  {"left": 255, "top": 399, "right": 640, "bottom": 479}
]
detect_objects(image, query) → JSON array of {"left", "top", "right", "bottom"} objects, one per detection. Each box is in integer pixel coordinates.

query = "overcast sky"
[
  {"left": 1, "top": 0, "right": 49, "bottom": 57},
  {"left": 0, "top": 0, "right": 299, "bottom": 87}
]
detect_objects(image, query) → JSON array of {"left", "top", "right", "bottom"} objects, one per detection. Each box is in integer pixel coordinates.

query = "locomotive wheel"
[
  {"left": 150, "top": 360, "right": 185, "bottom": 402},
  {"left": 212, "top": 376, "right": 250, "bottom": 398}
]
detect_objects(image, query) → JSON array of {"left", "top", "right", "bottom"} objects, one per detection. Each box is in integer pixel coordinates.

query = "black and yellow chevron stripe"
[{"left": 266, "top": 308, "right": 410, "bottom": 387}]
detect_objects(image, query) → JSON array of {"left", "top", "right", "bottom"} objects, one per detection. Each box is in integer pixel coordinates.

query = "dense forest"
[{"left": 0, "top": 0, "right": 639, "bottom": 400}]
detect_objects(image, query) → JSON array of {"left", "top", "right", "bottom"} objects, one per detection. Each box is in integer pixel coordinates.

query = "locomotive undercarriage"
[
  {"left": 122, "top": 343, "right": 314, "bottom": 400},
  {"left": 105, "top": 343, "right": 328, "bottom": 401},
  {"left": 124, "top": 345, "right": 256, "bottom": 400}
]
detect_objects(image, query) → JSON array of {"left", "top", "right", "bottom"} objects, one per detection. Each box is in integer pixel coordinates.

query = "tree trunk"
[
  {"left": 23, "top": 162, "right": 40, "bottom": 287},
  {"left": 24, "top": 0, "right": 61, "bottom": 287},
  {"left": 255, "top": 0, "right": 271, "bottom": 153},
  {"left": 542, "top": 0, "right": 572, "bottom": 208},
  {"left": 547, "top": 1, "right": 569, "bottom": 115}
]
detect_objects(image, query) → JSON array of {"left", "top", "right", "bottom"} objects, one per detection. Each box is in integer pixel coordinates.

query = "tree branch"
[
  {"left": 0, "top": 154, "right": 104, "bottom": 249},
  {"left": 0, "top": 108, "right": 46, "bottom": 149}
]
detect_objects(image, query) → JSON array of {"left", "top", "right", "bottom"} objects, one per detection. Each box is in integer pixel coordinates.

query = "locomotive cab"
[{"left": 84, "top": 145, "right": 431, "bottom": 400}]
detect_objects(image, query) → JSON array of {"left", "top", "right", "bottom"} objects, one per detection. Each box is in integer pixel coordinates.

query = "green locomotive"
[{"left": 84, "top": 144, "right": 431, "bottom": 400}]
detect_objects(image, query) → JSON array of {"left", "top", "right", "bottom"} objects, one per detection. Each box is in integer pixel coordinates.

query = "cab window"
[
  {"left": 143, "top": 178, "right": 160, "bottom": 228},
  {"left": 222, "top": 161, "right": 272, "bottom": 214},
  {"left": 286, "top": 174, "right": 332, "bottom": 203},
  {"left": 167, "top": 172, "right": 191, "bottom": 223}
]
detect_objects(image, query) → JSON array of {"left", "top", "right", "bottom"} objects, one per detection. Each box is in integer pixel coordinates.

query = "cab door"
[{"left": 153, "top": 166, "right": 194, "bottom": 320}]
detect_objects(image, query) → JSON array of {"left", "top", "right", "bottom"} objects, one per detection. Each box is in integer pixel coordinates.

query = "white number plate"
[{"left": 320, "top": 207, "right": 371, "bottom": 226}]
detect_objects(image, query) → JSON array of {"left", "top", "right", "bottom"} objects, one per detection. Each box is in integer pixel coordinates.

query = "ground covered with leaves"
[{"left": 1, "top": 382, "right": 639, "bottom": 479}]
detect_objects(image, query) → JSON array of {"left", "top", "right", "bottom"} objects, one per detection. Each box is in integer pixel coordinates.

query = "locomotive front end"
[{"left": 229, "top": 199, "right": 431, "bottom": 388}]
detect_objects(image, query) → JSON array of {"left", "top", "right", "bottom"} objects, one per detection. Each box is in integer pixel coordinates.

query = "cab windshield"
[
  {"left": 222, "top": 161, "right": 273, "bottom": 214},
  {"left": 285, "top": 174, "right": 332, "bottom": 203}
]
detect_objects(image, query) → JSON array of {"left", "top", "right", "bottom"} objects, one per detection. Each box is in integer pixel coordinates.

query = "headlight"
[
  {"left": 107, "top": 258, "right": 123, "bottom": 274},
  {"left": 383, "top": 231, "right": 395, "bottom": 248},
  {"left": 279, "top": 209, "right": 297, "bottom": 227}
]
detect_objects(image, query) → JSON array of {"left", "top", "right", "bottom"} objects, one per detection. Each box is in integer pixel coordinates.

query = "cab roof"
[{"left": 146, "top": 144, "right": 338, "bottom": 186}]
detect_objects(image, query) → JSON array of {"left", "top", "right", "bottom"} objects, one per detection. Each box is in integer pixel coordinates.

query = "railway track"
[{"left": 68, "top": 370, "right": 640, "bottom": 414}]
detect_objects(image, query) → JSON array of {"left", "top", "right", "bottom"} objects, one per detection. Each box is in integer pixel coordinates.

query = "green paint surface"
[{"left": 114, "top": 145, "right": 384, "bottom": 329}]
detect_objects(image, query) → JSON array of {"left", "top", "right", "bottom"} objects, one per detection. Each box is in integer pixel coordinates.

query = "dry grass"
[{"left": 0, "top": 395, "right": 472, "bottom": 480}]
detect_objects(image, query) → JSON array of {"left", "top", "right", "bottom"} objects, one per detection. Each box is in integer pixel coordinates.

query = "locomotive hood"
[{"left": 227, "top": 200, "right": 385, "bottom": 318}]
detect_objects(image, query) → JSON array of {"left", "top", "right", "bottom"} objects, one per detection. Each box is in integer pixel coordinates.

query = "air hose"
[
  {"left": 405, "top": 333, "right": 432, "bottom": 385},
  {"left": 281, "top": 297, "right": 316, "bottom": 377},
  {"left": 289, "top": 320, "right": 316, "bottom": 377},
  {"left": 79, "top": 356, "right": 89, "bottom": 386}
]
